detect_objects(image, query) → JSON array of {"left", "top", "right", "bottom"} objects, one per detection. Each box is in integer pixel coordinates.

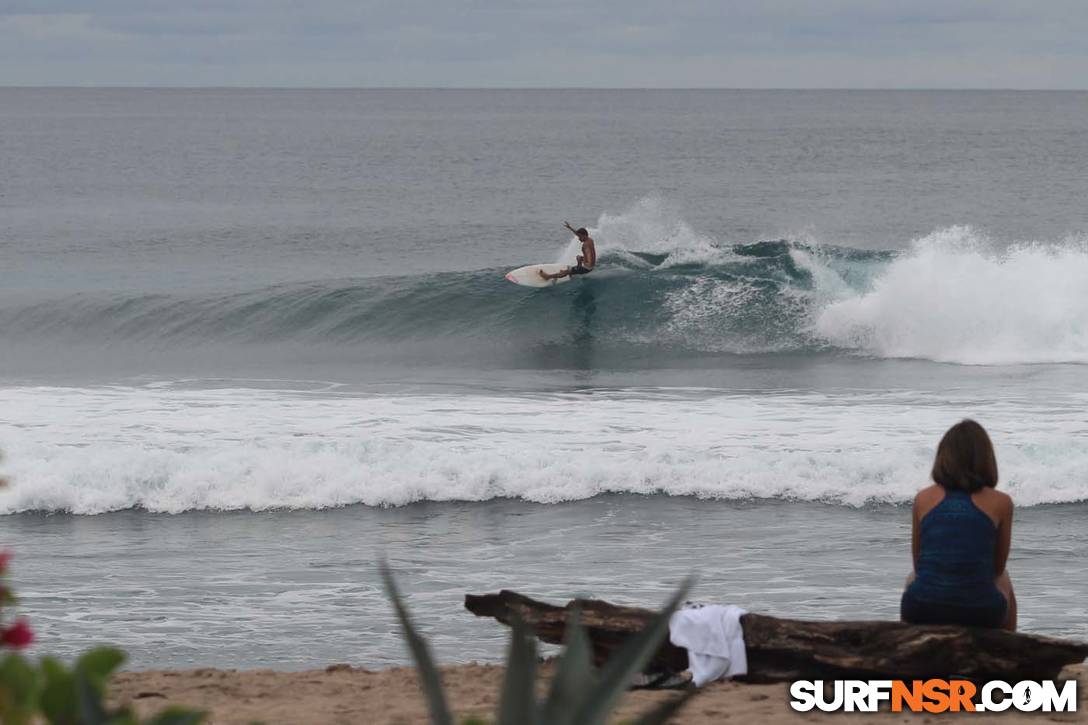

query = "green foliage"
[
  {"left": 0, "top": 646, "right": 204, "bottom": 725},
  {"left": 382, "top": 562, "right": 696, "bottom": 725},
  {"left": 0, "top": 653, "right": 41, "bottom": 725}
]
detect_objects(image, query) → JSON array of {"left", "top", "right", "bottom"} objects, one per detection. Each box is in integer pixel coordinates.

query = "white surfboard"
[{"left": 504, "top": 263, "right": 572, "bottom": 288}]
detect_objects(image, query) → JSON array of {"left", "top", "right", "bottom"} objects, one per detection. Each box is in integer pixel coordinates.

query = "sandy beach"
[{"left": 110, "top": 662, "right": 1088, "bottom": 724}]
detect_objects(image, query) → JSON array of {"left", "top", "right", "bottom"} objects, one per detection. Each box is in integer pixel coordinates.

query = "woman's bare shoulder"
[
  {"left": 984, "top": 487, "right": 1014, "bottom": 511},
  {"left": 913, "top": 484, "right": 944, "bottom": 516},
  {"left": 914, "top": 484, "right": 944, "bottom": 504},
  {"left": 971, "top": 487, "right": 1013, "bottom": 526}
]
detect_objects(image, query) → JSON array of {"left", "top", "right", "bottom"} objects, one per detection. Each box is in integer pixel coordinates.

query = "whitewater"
[{"left": 2, "top": 377, "right": 1087, "bottom": 515}]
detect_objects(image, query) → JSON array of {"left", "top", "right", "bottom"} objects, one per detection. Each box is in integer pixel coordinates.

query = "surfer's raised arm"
[{"left": 539, "top": 224, "right": 596, "bottom": 282}]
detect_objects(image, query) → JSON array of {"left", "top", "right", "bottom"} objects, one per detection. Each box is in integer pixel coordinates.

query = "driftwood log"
[{"left": 465, "top": 590, "right": 1088, "bottom": 683}]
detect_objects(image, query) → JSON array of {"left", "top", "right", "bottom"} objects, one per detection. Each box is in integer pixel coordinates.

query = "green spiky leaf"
[
  {"left": 379, "top": 562, "right": 453, "bottom": 725},
  {"left": 540, "top": 609, "right": 596, "bottom": 725},
  {"left": 495, "top": 616, "right": 537, "bottom": 725},
  {"left": 572, "top": 578, "right": 693, "bottom": 725}
]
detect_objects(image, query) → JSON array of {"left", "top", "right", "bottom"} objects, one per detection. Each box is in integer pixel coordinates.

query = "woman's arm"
[
  {"left": 994, "top": 494, "right": 1013, "bottom": 576},
  {"left": 911, "top": 493, "right": 921, "bottom": 569}
]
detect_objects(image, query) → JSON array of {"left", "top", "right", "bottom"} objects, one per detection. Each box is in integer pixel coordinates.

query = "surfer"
[{"left": 539, "top": 223, "right": 596, "bottom": 281}]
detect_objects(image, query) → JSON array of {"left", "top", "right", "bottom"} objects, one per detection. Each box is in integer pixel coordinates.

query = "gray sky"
[{"left": 2, "top": 1, "right": 1087, "bottom": 88}]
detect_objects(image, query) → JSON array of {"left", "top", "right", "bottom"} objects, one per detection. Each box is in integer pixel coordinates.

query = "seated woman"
[{"left": 901, "top": 419, "right": 1017, "bottom": 630}]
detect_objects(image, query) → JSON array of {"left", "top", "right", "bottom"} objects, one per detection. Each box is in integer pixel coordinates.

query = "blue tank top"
[{"left": 907, "top": 489, "right": 1004, "bottom": 608}]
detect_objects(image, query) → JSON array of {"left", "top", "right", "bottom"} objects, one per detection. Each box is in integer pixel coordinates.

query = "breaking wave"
[{"left": 3, "top": 201, "right": 1088, "bottom": 366}]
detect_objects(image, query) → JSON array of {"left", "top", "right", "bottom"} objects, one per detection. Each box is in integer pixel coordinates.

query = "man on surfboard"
[{"left": 539, "top": 223, "right": 596, "bottom": 281}]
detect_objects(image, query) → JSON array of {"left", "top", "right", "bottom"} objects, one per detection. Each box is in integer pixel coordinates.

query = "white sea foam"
[
  {"left": 585, "top": 197, "right": 728, "bottom": 267},
  {"left": 814, "top": 227, "right": 1088, "bottom": 364},
  {"left": 1, "top": 383, "right": 1086, "bottom": 514}
]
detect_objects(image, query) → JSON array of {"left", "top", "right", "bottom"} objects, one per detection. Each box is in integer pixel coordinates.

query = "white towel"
[{"left": 668, "top": 604, "right": 748, "bottom": 687}]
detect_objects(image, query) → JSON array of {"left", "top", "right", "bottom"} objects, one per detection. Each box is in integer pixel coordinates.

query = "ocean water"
[{"left": 1, "top": 89, "right": 1087, "bottom": 669}]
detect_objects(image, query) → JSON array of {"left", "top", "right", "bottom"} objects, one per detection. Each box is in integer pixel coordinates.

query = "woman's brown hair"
[{"left": 931, "top": 419, "right": 998, "bottom": 493}]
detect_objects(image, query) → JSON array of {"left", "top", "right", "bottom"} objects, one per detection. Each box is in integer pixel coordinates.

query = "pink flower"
[
  {"left": 1, "top": 618, "right": 33, "bottom": 649},
  {"left": 0, "top": 550, "right": 11, "bottom": 575}
]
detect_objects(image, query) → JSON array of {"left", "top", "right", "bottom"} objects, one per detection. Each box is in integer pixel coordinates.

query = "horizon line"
[{"left": 2, "top": 85, "right": 1087, "bottom": 92}]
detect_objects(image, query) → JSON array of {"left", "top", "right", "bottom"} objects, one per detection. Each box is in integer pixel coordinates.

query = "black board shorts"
[{"left": 569, "top": 265, "right": 593, "bottom": 276}]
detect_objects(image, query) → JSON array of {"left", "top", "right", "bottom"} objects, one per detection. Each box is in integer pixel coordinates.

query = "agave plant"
[{"left": 380, "top": 563, "right": 695, "bottom": 725}]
